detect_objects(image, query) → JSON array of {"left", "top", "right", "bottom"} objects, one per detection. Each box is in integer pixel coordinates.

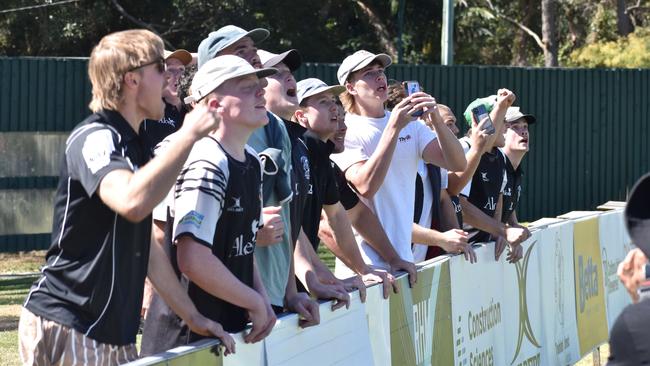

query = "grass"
[
  {"left": 317, "top": 244, "right": 336, "bottom": 271},
  {"left": 0, "top": 249, "right": 609, "bottom": 365},
  {"left": 0, "top": 251, "right": 45, "bottom": 274},
  {"left": 0, "top": 273, "right": 40, "bottom": 366}
]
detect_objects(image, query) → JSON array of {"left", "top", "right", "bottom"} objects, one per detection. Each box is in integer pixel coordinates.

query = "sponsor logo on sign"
[
  {"left": 510, "top": 242, "right": 541, "bottom": 364},
  {"left": 413, "top": 299, "right": 430, "bottom": 364},
  {"left": 573, "top": 218, "right": 608, "bottom": 355},
  {"left": 577, "top": 255, "right": 599, "bottom": 313}
]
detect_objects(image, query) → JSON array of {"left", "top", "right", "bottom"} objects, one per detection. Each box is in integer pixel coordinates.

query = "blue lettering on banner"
[{"left": 578, "top": 255, "right": 599, "bottom": 313}]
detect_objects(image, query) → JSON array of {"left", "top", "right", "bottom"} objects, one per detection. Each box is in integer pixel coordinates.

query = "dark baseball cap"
[{"left": 625, "top": 172, "right": 650, "bottom": 257}]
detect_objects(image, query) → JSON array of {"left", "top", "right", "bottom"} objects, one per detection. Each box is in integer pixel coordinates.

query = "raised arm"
[
  {"left": 344, "top": 97, "right": 417, "bottom": 198},
  {"left": 421, "top": 103, "right": 466, "bottom": 172},
  {"left": 98, "top": 106, "right": 219, "bottom": 222}
]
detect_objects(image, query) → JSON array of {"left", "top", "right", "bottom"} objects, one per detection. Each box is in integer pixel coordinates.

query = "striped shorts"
[{"left": 18, "top": 308, "right": 138, "bottom": 366}]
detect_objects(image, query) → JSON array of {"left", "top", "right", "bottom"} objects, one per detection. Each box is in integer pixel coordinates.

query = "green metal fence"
[{"left": 1, "top": 57, "right": 648, "bottom": 252}]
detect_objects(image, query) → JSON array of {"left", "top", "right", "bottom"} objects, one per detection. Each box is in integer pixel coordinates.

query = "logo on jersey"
[
  {"left": 301, "top": 156, "right": 311, "bottom": 181},
  {"left": 158, "top": 117, "right": 176, "bottom": 127},
  {"left": 227, "top": 197, "right": 244, "bottom": 213},
  {"left": 484, "top": 197, "right": 497, "bottom": 211},
  {"left": 82, "top": 129, "right": 115, "bottom": 174},
  {"left": 481, "top": 172, "right": 489, "bottom": 182},
  {"left": 231, "top": 219, "right": 259, "bottom": 257},
  {"left": 232, "top": 235, "right": 255, "bottom": 256},
  {"left": 178, "top": 210, "right": 204, "bottom": 229},
  {"left": 398, "top": 134, "right": 412, "bottom": 143},
  {"left": 504, "top": 187, "right": 512, "bottom": 197}
]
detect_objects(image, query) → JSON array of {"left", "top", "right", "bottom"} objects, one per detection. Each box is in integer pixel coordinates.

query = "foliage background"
[{"left": 2, "top": 0, "right": 650, "bottom": 67}]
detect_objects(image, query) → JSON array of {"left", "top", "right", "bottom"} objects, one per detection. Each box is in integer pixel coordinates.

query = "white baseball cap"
[
  {"left": 336, "top": 50, "right": 392, "bottom": 85},
  {"left": 296, "top": 78, "right": 346, "bottom": 105},
  {"left": 184, "top": 55, "right": 277, "bottom": 104},
  {"left": 504, "top": 106, "right": 536, "bottom": 124},
  {"left": 258, "top": 49, "right": 302, "bottom": 71}
]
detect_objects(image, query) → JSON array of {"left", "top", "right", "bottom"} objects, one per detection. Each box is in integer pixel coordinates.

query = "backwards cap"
[{"left": 463, "top": 95, "right": 497, "bottom": 127}]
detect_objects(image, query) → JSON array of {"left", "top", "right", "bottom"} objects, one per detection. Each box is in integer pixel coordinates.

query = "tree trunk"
[
  {"left": 354, "top": 0, "right": 398, "bottom": 59},
  {"left": 512, "top": 0, "right": 534, "bottom": 66},
  {"left": 615, "top": 0, "right": 634, "bottom": 36},
  {"left": 541, "top": 0, "right": 558, "bottom": 67}
]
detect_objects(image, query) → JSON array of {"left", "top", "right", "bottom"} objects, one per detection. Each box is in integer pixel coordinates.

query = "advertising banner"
[
  {"left": 502, "top": 232, "right": 544, "bottom": 366},
  {"left": 389, "top": 259, "right": 452, "bottom": 366},
  {"left": 537, "top": 220, "right": 581, "bottom": 365},
  {"left": 450, "top": 243, "right": 507, "bottom": 366},
  {"left": 264, "top": 291, "right": 373, "bottom": 366},
  {"left": 598, "top": 210, "right": 633, "bottom": 331},
  {"left": 573, "top": 217, "right": 609, "bottom": 355}
]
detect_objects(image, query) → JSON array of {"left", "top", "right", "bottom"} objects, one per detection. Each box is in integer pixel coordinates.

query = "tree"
[{"left": 541, "top": 0, "right": 558, "bottom": 66}]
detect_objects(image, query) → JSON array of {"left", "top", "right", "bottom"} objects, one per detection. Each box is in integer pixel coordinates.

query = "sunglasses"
[{"left": 129, "top": 57, "right": 166, "bottom": 73}]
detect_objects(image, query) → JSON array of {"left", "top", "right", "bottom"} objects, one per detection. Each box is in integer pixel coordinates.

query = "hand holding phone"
[
  {"left": 403, "top": 81, "right": 424, "bottom": 117},
  {"left": 471, "top": 104, "right": 496, "bottom": 135}
]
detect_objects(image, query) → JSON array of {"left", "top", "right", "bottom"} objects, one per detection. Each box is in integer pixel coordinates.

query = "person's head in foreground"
[{"left": 88, "top": 29, "right": 166, "bottom": 120}]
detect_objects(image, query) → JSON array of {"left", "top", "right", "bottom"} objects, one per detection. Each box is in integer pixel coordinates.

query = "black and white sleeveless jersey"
[
  {"left": 24, "top": 110, "right": 151, "bottom": 346},
  {"left": 459, "top": 139, "right": 507, "bottom": 243},
  {"left": 172, "top": 137, "right": 263, "bottom": 335},
  {"left": 501, "top": 154, "right": 523, "bottom": 224}
]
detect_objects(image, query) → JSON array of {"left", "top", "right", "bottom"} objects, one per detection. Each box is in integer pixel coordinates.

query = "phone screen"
[{"left": 471, "top": 104, "right": 496, "bottom": 135}]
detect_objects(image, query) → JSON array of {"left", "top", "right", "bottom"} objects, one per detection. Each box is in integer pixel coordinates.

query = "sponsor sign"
[
  {"left": 502, "top": 233, "right": 543, "bottom": 366},
  {"left": 451, "top": 244, "right": 506, "bottom": 366},
  {"left": 264, "top": 291, "right": 373, "bottom": 366},
  {"left": 538, "top": 221, "right": 581, "bottom": 365},
  {"left": 573, "top": 217, "right": 609, "bottom": 355},
  {"left": 599, "top": 211, "right": 633, "bottom": 331},
  {"left": 389, "top": 260, "right": 447, "bottom": 366}
]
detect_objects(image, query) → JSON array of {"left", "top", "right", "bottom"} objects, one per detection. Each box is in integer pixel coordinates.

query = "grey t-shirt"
[{"left": 249, "top": 111, "right": 294, "bottom": 307}]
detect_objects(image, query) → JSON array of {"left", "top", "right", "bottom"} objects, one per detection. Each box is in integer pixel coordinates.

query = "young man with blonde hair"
[
  {"left": 331, "top": 50, "right": 466, "bottom": 273},
  {"left": 19, "top": 29, "right": 233, "bottom": 365}
]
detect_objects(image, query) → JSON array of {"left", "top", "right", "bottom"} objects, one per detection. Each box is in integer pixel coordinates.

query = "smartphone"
[
  {"left": 471, "top": 104, "right": 496, "bottom": 135},
  {"left": 403, "top": 81, "right": 423, "bottom": 117}
]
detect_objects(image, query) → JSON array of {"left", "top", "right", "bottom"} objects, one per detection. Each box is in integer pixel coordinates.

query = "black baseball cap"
[{"left": 625, "top": 172, "right": 650, "bottom": 257}]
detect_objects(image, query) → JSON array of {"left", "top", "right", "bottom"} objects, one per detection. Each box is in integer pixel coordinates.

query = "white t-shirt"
[{"left": 331, "top": 111, "right": 437, "bottom": 269}]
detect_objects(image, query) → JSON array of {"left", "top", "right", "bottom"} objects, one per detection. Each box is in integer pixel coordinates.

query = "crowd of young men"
[{"left": 18, "top": 25, "right": 537, "bottom": 364}]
